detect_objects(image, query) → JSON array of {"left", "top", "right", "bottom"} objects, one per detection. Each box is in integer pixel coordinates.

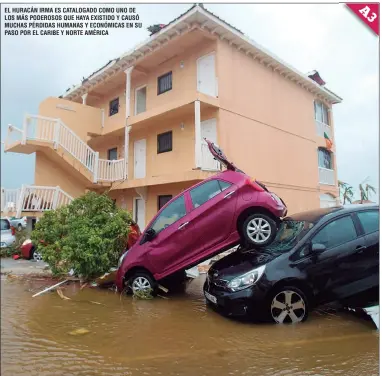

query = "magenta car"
[{"left": 116, "top": 140, "right": 287, "bottom": 293}]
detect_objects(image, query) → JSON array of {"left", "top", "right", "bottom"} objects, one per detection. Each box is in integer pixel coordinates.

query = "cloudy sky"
[{"left": 1, "top": 3, "right": 379, "bottom": 202}]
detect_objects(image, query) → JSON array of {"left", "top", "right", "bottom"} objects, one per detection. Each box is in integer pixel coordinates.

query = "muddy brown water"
[{"left": 1, "top": 276, "right": 379, "bottom": 376}]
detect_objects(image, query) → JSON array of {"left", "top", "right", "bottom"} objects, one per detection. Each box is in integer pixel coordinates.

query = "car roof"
[{"left": 287, "top": 204, "right": 379, "bottom": 224}]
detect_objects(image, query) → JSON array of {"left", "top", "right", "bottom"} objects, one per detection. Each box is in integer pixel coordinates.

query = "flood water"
[{"left": 1, "top": 276, "right": 379, "bottom": 376}]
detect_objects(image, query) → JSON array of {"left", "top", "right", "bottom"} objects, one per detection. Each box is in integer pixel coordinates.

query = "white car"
[
  {"left": 1, "top": 218, "right": 16, "bottom": 248},
  {"left": 9, "top": 217, "right": 27, "bottom": 231}
]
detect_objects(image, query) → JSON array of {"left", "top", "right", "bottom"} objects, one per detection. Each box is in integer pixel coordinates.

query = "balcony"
[
  {"left": 316, "top": 120, "right": 332, "bottom": 139},
  {"left": 319, "top": 167, "right": 335, "bottom": 186}
]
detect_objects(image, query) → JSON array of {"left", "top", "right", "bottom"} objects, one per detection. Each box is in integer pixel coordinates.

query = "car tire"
[
  {"left": 264, "top": 286, "right": 309, "bottom": 324},
  {"left": 129, "top": 271, "right": 158, "bottom": 296},
  {"left": 18, "top": 224, "right": 22, "bottom": 231},
  {"left": 242, "top": 213, "right": 277, "bottom": 247},
  {"left": 31, "top": 247, "right": 43, "bottom": 262}
]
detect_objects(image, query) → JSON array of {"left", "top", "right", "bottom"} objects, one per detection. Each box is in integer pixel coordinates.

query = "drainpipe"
[
  {"left": 81, "top": 93, "right": 88, "bottom": 105},
  {"left": 194, "top": 100, "right": 202, "bottom": 169},
  {"left": 124, "top": 126, "right": 131, "bottom": 180},
  {"left": 124, "top": 66, "right": 134, "bottom": 119}
]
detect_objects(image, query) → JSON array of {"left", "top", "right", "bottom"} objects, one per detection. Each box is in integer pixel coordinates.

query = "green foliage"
[
  {"left": 31, "top": 192, "right": 132, "bottom": 280},
  {"left": 338, "top": 180, "right": 354, "bottom": 204},
  {"left": 1, "top": 229, "right": 29, "bottom": 258}
]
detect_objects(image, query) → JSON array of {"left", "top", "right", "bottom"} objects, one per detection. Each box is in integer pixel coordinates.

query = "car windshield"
[{"left": 265, "top": 220, "right": 314, "bottom": 252}]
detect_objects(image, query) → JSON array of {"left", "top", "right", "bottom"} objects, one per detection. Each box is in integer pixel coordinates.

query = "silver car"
[{"left": 1, "top": 218, "right": 16, "bottom": 248}]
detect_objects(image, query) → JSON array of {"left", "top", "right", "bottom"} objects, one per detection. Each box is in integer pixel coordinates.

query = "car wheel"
[
  {"left": 31, "top": 248, "right": 43, "bottom": 262},
  {"left": 129, "top": 272, "right": 157, "bottom": 295},
  {"left": 18, "top": 224, "right": 22, "bottom": 231},
  {"left": 267, "top": 286, "right": 309, "bottom": 324},
  {"left": 242, "top": 214, "right": 277, "bottom": 247}
]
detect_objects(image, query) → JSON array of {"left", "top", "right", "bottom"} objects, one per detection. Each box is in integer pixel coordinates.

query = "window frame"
[
  {"left": 107, "top": 147, "right": 118, "bottom": 161},
  {"left": 157, "top": 71, "right": 172, "bottom": 95},
  {"left": 157, "top": 131, "right": 173, "bottom": 154},
  {"left": 158, "top": 195, "right": 173, "bottom": 211},
  {"left": 318, "top": 147, "right": 333, "bottom": 170},
  {"left": 135, "top": 84, "right": 147, "bottom": 115},
  {"left": 109, "top": 97, "right": 119, "bottom": 117},
  {"left": 314, "top": 100, "right": 330, "bottom": 126},
  {"left": 355, "top": 209, "right": 380, "bottom": 235}
]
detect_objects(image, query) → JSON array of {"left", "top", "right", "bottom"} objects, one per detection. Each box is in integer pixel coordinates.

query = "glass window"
[
  {"left": 151, "top": 195, "right": 186, "bottom": 233},
  {"left": 135, "top": 86, "right": 147, "bottom": 114},
  {"left": 312, "top": 216, "right": 357, "bottom": 249},
  {"left": 157, "top": 131, "right": 172, "bottom": 153},
  {"left": 109, "top": 97, "right": 119, "bottom": 116},
  {"left": 158, "top": 72, "right": 172, "bottom": 95},
  {"left": 1, "top": 219, "right": 10, "bottom": 231},
  {"left": 158, "top": 195, "right": 172, "bottom": 211},
  {"left": 314, "top": 101, "right": 329, "bottom": 125},
  {"left": 218, "top": 180, "right": 231, "bottom": 191},
  {"left": 108, "top": 147, "right": 118, "bottom": 161},
  {"left": 190, "top": 180, "right": 223, "bottom": 208},
  {"left": 318, "top": 148, "right": 332, "bottom": 169},
  {"left": 357, "top": 210, "right": 379, "bottom": 234}
]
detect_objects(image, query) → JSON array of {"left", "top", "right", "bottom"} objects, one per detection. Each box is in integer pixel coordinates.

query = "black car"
[{"left": 204, "top": 204, "right": 379, "bottom": 324}]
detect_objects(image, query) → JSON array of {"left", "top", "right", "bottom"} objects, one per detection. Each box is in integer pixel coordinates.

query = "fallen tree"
[{"left": 31, "top": 192, "right": 132, "bottom": 280}]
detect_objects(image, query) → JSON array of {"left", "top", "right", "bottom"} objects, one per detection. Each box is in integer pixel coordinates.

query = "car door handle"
[
  {"left": 178, "top": 222, "right": 189, "bottom": 230},
  {"left": 355, "top": 245, "right": 366, "bottom": 253},
  {"left": 224, "top": 191, "right": 235, "bottom": 199}
]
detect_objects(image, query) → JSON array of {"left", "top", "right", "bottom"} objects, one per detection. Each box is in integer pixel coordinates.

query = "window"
[
  {"left": 312, "top": 216, "right": 357, "bottom": 249},
  {"left": 108, "top": 147, "right": 118, "bottom": 160},
  {"left": 158, "top": 195, "right": 173, "bottom": 211},
  {"left": 157, "top": 131, "right": 172, "bottom": 153},
  {"left": 314, "top": 101, "right": 329, "bottom": 125},
  {"left": 318, "top": 148, "right": 332, "bottom": 169},
  {"left": 158, "top": 72, "right": 172, "bottom": 95},
  {"left": 151, "top": 195, "right": 186, "bottom": 233},
  {"left": 135, "top": 86, "right": 147, "bottom": 115},
  {"left": 357, "top": 210, "right": 379, "bottom": 234},
  {"left": 1, "top": 219, "right": 10, "bottom": 231},
  {"left": 109, "top": 97, "right": 119, "bottom": 116},
  {"left": 190, "top": 179, "right": 232, "bottom": 209}
]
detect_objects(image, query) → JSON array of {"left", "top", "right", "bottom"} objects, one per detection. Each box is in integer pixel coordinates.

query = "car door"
[
  {"left": 144, "top": 194, "right": 195, "bottom": 275},
  {"left": 295, "top": 215, "right": 367, "bottom": 303},
  {"left": 186, "top": 178, "right": 238, "bottom": 256}
]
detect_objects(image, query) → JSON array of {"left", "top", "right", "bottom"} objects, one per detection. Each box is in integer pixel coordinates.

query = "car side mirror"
[
  {"left": 145, "top": 228, "right": 156, "bottom": 242},
  {"left": 311, "top": 243, "right": 326, "bottom": 253}
]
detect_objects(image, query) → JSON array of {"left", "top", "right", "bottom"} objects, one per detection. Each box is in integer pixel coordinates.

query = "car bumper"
[
  {"left": 203, "top": 280, "right": 268, "bottom": 317},
  {"left": 1, "top": 236, "right": 16, "bottom": 248}
]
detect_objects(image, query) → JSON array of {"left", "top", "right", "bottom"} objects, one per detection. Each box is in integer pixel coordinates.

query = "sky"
[{"left": 1, "top": 3, "right": 379, "bottom": 202}]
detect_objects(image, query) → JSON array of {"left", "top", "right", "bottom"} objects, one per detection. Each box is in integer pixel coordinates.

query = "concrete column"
[
  {"left": 194, "top": 100, "right": 201, "bottom": 168},
  {"left": 124, "top": 125, "right": 132, "bottom": 179},
  {"left": 124, "top": 67, "right": 134, "bottom": 119},
  {"left": 81, "top": 93, "right": 88, "bottom": 105}
]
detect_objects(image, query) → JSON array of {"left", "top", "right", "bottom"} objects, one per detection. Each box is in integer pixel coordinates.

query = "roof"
[
  {"left": 61, "top": 4, "right": 342, "bottom": 104},
  {"left": 287, "top": 204, "right": 379, "bottom": 223}
]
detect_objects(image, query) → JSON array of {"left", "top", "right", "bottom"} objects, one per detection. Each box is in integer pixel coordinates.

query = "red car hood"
[{"left": 205, "top": 139, "right": 238, "bottom": 171}]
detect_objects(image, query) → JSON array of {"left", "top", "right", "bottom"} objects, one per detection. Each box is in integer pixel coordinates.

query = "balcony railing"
[
  {"left": 319, "top": 167, "right": 335, "bottom": 185},
  {"left": 316, "top": 120, "right": 332, "bottom": 139},
  {"left": 1, "top": 185, "right": 73, "bottom": 217},
  {"left": 98, "top": 159, "right": 125, "bottom": 182}
]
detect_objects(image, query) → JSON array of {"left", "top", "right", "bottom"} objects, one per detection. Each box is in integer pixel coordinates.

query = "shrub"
[
  {"left": 31, "top": 192, "right": 132, "bottom": 280},
  {"left": 1, "top": 229, "right": 29, "bottom": 258}
]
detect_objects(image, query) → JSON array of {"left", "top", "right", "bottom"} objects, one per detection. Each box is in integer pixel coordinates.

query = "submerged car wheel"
[
  {"left": 269, "top": 286, "right": 309, "bottom": 324},
  {"left": 242, "top": 214, "right": 276, "bottom": 247},
  {"left": 129, "top": 272, "right": 157, "bottom": 295}
]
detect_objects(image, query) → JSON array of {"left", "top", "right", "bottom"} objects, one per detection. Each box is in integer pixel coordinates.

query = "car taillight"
[
  {"left": 246, "top": 179, "right": 264, "bottom": 192},
  {"left": 11, "top": 226, "right": 16, "bottom": 236}
]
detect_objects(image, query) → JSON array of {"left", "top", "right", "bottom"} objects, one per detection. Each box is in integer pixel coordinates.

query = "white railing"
[
  {"left": 98, "top": 159, "right": 125, "bottom": 182},
  {"left": 5, "top": 126, "right": 24, "bottom": 148},
  {"left": 24, "top": 115, "right": 57, "bottom": 142},
  {"left": 319, "top": 167, "right": 335, "bottom": 186},
  {"left": 316, "top": 120, "right": 332, "bottom": 139},
  {"left": 1, "top": 185, "right": 73, "bottom": 217},
  {"left": 1, "top": 187, "right": 21, "bottom": 212},
  {"left": 201, "top": 143, "right": 220, "bottom": 171}
]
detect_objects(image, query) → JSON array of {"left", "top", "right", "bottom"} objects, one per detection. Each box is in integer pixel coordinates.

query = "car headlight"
[
  {"left": 118, "top": 251, "right": 128, "bottom": 268},
  {"left": 227, "top": 265, "right": 266, "bottom": 292},
  {"left": 22, "top": 239, "right": 32, "bottom": 246}
]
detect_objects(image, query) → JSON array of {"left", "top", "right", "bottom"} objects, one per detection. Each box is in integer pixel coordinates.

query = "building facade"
[{"left": 4, "top": 5, "right": 341, "bottom": 229}]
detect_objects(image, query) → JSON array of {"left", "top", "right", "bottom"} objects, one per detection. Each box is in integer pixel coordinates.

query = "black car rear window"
[{"left": 1, "top": 219, "right": 10, "bottom": 230}]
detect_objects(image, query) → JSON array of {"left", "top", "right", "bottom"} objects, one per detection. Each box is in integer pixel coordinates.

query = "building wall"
[{"left": 34, "top": 151, "right": 88, "bottom": 198}]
